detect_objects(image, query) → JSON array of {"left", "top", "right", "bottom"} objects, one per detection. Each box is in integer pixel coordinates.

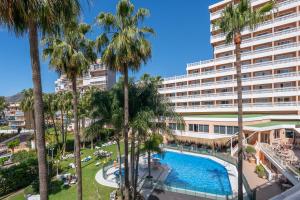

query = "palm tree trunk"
[
  {"left": 28, "top": 21, "right": 48, "bottom": 200},
  {"left": 116, "top": 137, "right": 124, "bottom": 200},
  {"left": 50, "top": 113, "right": 59, "bottom": 147},
  {"left": 71, "top": 76, "right": 83, "bottom": 200},
  {"left": 61, "top": 109, "right": 65, "bottom": 155},
  {"left": 235, "top": 32, "right": 244, "bottom": 200},
  {"left": 32, "top": 110, "right": 37, "bottom": 152},
  {"left": 147, "top": 150, "right": 151, "bottom": 178},
  {"left": 133, "top": 137, "right": 141, "bottom": 199},
  {"left": 130, "top": 130, "right": 136, "bottom": 187},
  {"left": 123, "top": 67, "right": 130, "bottom": 200}
]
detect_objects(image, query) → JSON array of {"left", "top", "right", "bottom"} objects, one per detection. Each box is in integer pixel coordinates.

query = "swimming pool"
[{"left": 153, "top": 151, "right": 233, "bottom": 196}]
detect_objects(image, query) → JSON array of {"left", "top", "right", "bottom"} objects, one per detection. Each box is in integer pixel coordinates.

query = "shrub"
[
  {"left": 0, "top": 157, "right": 8, "bottom": 166},
  {"left": 245, "top": 146, "right": 256, "bottom": 155},
  {"left": 255, "top": 164, "right": 267, "bottom": 178},
  {"left": 12, "top": 150, "right": 36, "bottom": 163},
  {"left": 0, "top": 158, "right": 39, "bottom": 196}
]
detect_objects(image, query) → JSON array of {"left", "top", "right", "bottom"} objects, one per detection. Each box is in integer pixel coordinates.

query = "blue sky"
[{"left": 0, "top": 0, "right": 219, "bottom": 96}]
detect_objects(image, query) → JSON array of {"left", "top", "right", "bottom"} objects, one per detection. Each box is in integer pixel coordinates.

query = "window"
[
  {"left": 177, "top": 124, "right": 185, "bottom": 131},
  {"left": 169, "top": 123, "right": 176, "bottom": 130},
  {"left": 194, "top": 124, "right": 198, "bottom": 132},
  {"left": 285, "top": 129, "right": 294, "bottom": 139},
  {"left": 227, "top": 126, "right": 234, "bottom": 135},
  {"left": 189, "top": 124, "right": 209, "bottom": 133},
  {"left": 274, "top": 130, "right": 280, "bottom": 139},
  {"left": 214, "top": 125, "right": 239, "bottom": 134},
  {"left": 169, "top": 123, "right": 185, "bottom": 131},
  {"left": 189, "top": 124, "right": 193, "bottom": 131}
]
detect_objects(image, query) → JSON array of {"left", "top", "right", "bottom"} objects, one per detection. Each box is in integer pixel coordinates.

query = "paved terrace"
[{"left": 243, "top": 160, "right": 284, "bottom": 199}]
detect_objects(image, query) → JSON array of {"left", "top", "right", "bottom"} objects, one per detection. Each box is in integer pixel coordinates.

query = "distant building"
[
  {"left": 4, "top": 103, "right": 33, "bottom": 130},
  {"left": 55, "top": 60, "right": 116, "bottom": 93}
]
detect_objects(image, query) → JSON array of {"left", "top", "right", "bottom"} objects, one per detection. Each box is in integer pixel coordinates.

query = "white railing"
[
  {"left": 242, "top": 42, "right": 299, "bottom": 56},
  {"left": 257, "top": 142, "right": 300, "bottom": 185},
  {"left": 212, "top": 25, "right": 299, "bottom": 42},
  {"left": 173, "top": 102, "right": 299, "bottom": 110},
  {"left": 211, "top": 0, "right": 300, "bottom": 28},
  {"left": 167, "top": 87, "right": 298, "bottom": 100},
  {"left": 160, "top": 71, "right": 300, "bottom": 91}
]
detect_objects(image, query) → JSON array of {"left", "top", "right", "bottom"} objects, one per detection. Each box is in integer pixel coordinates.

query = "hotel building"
[
  {"left": 4, "top": 103, "right": 33, "bottom": 130},
  {"left": 55, "top": 60, "right": 116, "bottom": 93},
  {"left": 160, "top": 0, "right": 300, "bottom": 186}
]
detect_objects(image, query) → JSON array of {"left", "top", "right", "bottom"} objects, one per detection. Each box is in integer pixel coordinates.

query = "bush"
[
  {"left": 255, "top": 164, "right": 267, "bottom": 178},
  {"left": 12, "top": 150, "right": 36, "bottom": 163},
  {"left": 245, "top": 146, "right": 256, "bottom": 155},
  {"left": 0, "top": 157, "right": 8, "bottom": 166},
  {"left": 0, "top": 158, "right": 39, "bottom": 196}
]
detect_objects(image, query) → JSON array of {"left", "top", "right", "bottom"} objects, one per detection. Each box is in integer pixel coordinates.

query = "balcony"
[
  {"left": 166, "top": 87, "right": 299, "bottom": 101},
  {"left": 211, "top": 26, "right": 299, "bottom": 44},
  {"left": 173, "top": 102, "right": 300, "bottom": 113},
  {"left": 160, "top": 71, "right": 300, "bottom": 92},
  {"left": 211, "top": 0, "right": 300, "bottom": 27}
]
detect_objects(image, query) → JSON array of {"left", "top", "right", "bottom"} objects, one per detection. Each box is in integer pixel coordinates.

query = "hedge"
[{"left": 0, "top": 158, "right": 39, "bottom": 197}]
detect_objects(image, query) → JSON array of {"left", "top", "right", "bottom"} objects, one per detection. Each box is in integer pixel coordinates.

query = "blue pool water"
[{"left": 153, "top": 151, "right": 232, "bottom": 195}]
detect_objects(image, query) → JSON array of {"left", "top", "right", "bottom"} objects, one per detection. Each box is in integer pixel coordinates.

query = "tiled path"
[{"left": 243, "top": 160, "right": 268, "bottom": 189}]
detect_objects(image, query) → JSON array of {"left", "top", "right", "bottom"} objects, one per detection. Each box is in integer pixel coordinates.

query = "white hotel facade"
[
  {"left": 160, "top": 0, "right": 300, "bottom": 188},
  {"left": 160, "top": 0, "right": 300, "bottom": 115}
]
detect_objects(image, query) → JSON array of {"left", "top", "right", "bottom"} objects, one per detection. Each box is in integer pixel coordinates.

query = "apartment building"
[
  {"left": 159, "top": 0, "right": 300, "bottom": 142},
  {"left": 55, "top": 60, "right": 116, "bottom": 93},
  {"left": 4, "top": 103, "right": 33, "bottom": 129}
]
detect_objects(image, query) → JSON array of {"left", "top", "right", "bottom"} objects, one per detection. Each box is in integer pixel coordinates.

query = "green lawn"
[
  {"left": 249, "top": 121, "right": 300, "bottom": 128},
  {"left": 5, "top": 143, "right": 124, "bottom": 200}
]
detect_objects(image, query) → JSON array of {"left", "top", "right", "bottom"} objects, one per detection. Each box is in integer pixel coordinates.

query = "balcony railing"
[
  {"left": 166, "top": 87, "right": 299, "bottom": 100},
  {"left": 211, "top": 0, "right": 300, "bottom": 26},
  {"left": 242, "top": 42, "right": 299, "bottom": 57},
  {"left": 212, "top": 25, "right": 299, "bottom": 42},
  {"left": 173, "top": 102, "right": 299, "bottom": 110},
  {"left": 160, "top": 71, "right": 300, "bottom": 91}
]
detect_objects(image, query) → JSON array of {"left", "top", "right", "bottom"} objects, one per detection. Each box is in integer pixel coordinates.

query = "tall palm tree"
[
  {"left": 0, "top": 1, "right": 80, "bottom": 199},
  {"left": 213, "top": 1, "right": 274, "bottom": 198},
  {"left": 96, "top": 1, "right": 154, "bottom": 198},
  {"left": 0, "top": 96, "right": 7, "bottom": 120},
  {"left": 56, "top": 91, "right": 73, "bottom": 154},
  {"left": 44, "top": 93, "right": 59, "bottom": 146},
  {"left": 43, "top": 21, "right": 96, "bottom": 200},
  {"left": 20, "top": 89, "right": 36, "bottom": 149}
]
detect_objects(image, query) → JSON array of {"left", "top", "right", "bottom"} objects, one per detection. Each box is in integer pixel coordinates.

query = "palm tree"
[
  {"left": 7, "top": 139, "right": 20, "bottom": 154},
  {"left": 20, "top": 89, "right": 36, "bottom": 149},
  {"left": 79, "top": 86, "right": 99, "bottom": 147},
  {"left": 43, "top": 21, "right": 96, "bottom": 200},
  {"left": 0, "top": 1, "right": 80, "bottom": 199},
  {"left": 144, "top": 133, "right": 163, "bottom": 178},
  {"left": 213, "top": 1, "right": 274, "bottom": 198},
  {"left": 96, "top": 1, "right": 154, "bottom": 198},
  {"left": 0, "top": 96, "right": 7, "bottom": 120},
  {"left": 56, "top": 91, "right": 73, "bottom": 155},
  {"left": 131, "top": 110, "right": 154, "bottom": 197},
  {"left": 44, "top": 93, "right": 59, "bottom": 146}
]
